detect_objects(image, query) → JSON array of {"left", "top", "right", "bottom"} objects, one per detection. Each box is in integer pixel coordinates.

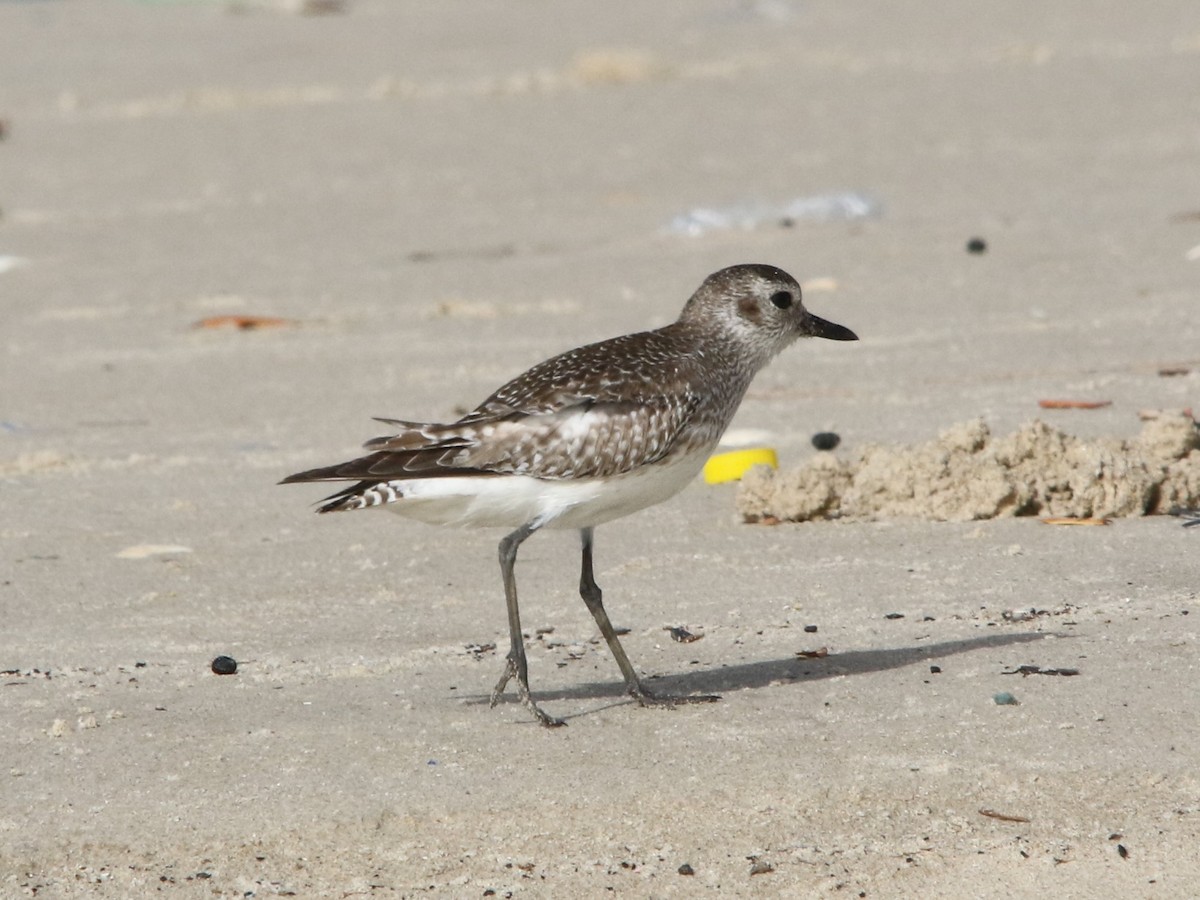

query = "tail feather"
[
  {"left": 278, "top": 452, "right": 395, "bottom": 484},
  {"left": 315, "top": 480, "right": 403, "bottom": 513},
  {"left": 280, "top": 417, "right": 502, "bottom": 515}
]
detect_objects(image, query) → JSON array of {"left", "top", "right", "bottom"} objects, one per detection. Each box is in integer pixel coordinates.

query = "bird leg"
[
  {"left": 490, "top": 522, "right": 565, "bottom": 727},
  {"left": 578, "top": 527, "right": 720, "bottom": 709}
]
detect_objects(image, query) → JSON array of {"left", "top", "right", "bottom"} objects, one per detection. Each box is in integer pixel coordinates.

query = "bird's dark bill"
[{"left": 806, "top": 314, "right": 858, "bottom": 341}]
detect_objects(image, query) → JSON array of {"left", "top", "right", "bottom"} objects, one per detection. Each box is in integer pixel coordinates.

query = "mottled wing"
[
  {"left": 463, "top": 397, "right": 703, "bottom": 478},
  {"left": 282, "top": 327, "right": 709, "bottom": 485},
  {"left": 463, "top": 329, "right": 694, "bottom": 421},
  {"left": 357, "top": 395, "right": 700, "bottom": 481}
]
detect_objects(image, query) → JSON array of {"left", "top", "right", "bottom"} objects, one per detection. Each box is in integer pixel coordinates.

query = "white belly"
[{"left": 378, "top": 449, "right": 709, "bottom": 530}]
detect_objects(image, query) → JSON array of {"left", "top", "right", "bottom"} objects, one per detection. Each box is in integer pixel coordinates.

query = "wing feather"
[{"left": 282, "top": 326, "right": 713, "bottom": 486}]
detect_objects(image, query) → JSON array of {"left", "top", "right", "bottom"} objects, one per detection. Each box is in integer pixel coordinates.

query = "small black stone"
[
  {"left": 804, "top": 625, "right": 818, "bottom": 633},
  {"left": 966, "top": 236, "right": 987, "bottom": 254},
  {"left": 811, "top": 431, "right": 840, "bottom": 451},
  {"left": 211, "top": 655, "right": 238, "bottom": 675},
  {"left": 929, "top": 665, "right": 942, "bottom": 674},
  {"left": 677, "top": 863, "right": 695, "bottom": 876},
  {"left": 884, "top": 612, "right": 905, "bottom": 620}
]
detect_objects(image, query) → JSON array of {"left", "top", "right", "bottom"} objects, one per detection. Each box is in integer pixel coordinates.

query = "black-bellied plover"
[{"left": 282, "top": 264, "right": 857, "bottom": 726}]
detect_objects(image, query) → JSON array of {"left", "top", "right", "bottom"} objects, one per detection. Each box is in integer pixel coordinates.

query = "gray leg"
[
  {"left": 489, "top": 521, "right": 564, "bottom": 727},
  {"left": 578, "top": 527, "right": 720, "bottom": 709}
]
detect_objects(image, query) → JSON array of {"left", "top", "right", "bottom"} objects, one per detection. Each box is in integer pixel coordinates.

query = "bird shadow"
[{"left": 469, "top": 630, "right": 1055, "bottom": 721}]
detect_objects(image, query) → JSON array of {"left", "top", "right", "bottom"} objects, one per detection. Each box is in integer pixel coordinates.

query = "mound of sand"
[{"left": 737, "top": 411, "right": 1200, "bottom": 523}]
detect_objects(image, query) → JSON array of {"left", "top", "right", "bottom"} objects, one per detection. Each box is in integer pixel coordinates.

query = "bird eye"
[{"left": 769, "top": 290, "right": 793, "bottom": 310}]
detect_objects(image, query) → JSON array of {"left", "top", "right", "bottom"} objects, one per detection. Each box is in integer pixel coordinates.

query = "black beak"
[{"left": 805, "top": 313, "right": 858, "bottom": 341}]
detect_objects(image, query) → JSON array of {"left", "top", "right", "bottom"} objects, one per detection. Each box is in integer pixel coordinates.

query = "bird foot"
[
  {"left": 628, "top": 683, "right": 721, "bottom": 709},
  {"left": 490, "top": 656, "right": 566, "bottom": 728}
]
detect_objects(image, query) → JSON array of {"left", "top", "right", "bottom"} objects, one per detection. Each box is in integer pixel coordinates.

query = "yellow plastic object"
[{"left": 703, "top": 447, "right": 778, "bottom": 484}]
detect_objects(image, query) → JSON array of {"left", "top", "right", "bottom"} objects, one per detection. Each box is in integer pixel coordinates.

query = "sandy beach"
[{"left": 2, "top": 1, "right": 1199, "bottom": 896}]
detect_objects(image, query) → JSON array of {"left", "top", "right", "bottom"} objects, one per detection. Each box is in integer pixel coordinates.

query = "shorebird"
[{"left": 282, "top": 264, "right": 857, "bottom": 726}]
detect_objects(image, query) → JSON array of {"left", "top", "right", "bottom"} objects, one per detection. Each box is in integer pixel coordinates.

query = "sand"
[
  {"left": 738, "top": 412, "right": 1200, "bottom": 523},
  {"left": 2, "top": 1, "right": 1200, "bottom": 897}
]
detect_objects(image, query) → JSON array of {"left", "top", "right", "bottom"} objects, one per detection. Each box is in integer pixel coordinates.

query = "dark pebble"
[
  {"left": 884, "top": 612, "right": 905, "bottom": 620},
  {"left": 804, "top": 624, "right": 818, "bottom": 633},
  {"left": 811, "top": 431, "right": 840, "bottom": 451},
  {"left": 966, "top": 237, "right": 987, "bottom": 254},
  {"left": 677, "top": 863, "right": 695, "bottom": 876},
  {"left": 929, "top": 665, "right": 942, "bottom": 674},
  {"left": 211, "top": 655, "right": 238, "bottom": 675}
]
